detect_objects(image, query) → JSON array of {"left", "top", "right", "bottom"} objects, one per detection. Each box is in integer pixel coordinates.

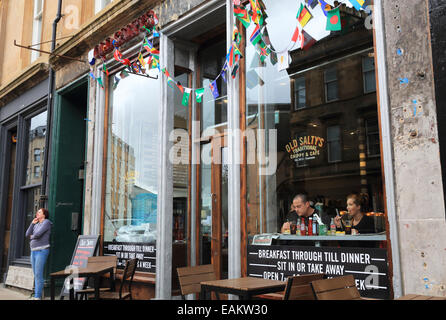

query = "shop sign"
[
  {"left": 285, "top": 136, "right": 325, "bottom": 164},
  {"left": 247, "top": 245, "right": 389, "bottom": 299},
  {"left": 252, "top": 234, "right": 280, "bottom": 246},
  {"left": 103, "top": 241, "right": 156, "bottom": 273}
]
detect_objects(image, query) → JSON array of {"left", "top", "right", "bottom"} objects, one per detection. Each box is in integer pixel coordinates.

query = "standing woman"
[
  {"left": 25, "top": 208, "right": 52, "bottom": 300},
  {"left": 334, "top": 193, "right": 375, "bottom": 234}
]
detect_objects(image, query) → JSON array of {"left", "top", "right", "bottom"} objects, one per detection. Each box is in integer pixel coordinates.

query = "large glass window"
[
  {"left": 103, "top": 69, "right": 160, "bottom": 272},
  {"left": 246, "top": 0, "right": 384, "bottom": 238},
  {"left": 22, "top": 111, "right": 47, "bottom": 257}
]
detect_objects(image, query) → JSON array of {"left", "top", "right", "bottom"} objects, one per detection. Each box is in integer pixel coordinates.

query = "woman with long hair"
[
  {"left": 25, "top": 208, "right": 52, "bottom": 300},
  {"left": 334, "top": 193, "right": 375, "bottom": 234}
]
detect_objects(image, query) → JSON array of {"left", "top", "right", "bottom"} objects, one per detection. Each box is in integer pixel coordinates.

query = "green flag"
[
  {"left": 195, "top": 88, "right": 205, "bottom": 103},
  {"left": 182, "top": 88, "right": 191, "bottom": 106},
  {"left": 326, "top": 7, "right": 341, "bottom": 31}
]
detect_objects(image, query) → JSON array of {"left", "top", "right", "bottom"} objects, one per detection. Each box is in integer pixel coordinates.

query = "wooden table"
[
  {"left": 50, "top": 265, "right": 115, "bottom": 300},
  {"left": 397, "top": 294, "right": 446, "bottom": 300},
  {"left": 200, "top": 277, "right": 285, "bottom": 300}
]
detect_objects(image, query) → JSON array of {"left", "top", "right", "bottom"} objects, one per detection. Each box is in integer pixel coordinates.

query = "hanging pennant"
[
  {"left": 113, "top": 48, "right": 131, "bottom": 66},
  {"left": 195, "top": 88, "right": 205, "bottom": 103},
  {"left": 181, "top": 88, "right": 192, "bottom": 106},
  {"left": 88, "top": 49, "right": 96, "bottom": 66},
  {"left": 307, "top": 0, "right": 318, "bottom": 9},
  {"left": 277, "top": 51, "right": 289, "bottom": 71},
  {"left": 176, "top": 82, "right": 185, "bottom": 94},
  {"left": 209, "top": 80, "right": 219, "bottom": 99},
  {"left": 250, "top": 24, "right": 262, "bottom": 46},
  {"left": 234, "top": 6, "right": 251, "bottom": 29},
  {"left": 349, "top": 0, "right": 365, "bottom": 11},
  {"left": 167, "top": 76, "right": 176, "bottom": 88},
  {"left": 138, "top": 53, "right": 146, "bottom": 68},
  {"left": 302, "top": 29, "right": 317, "bottom": 50},
  {"left": 318, "top": 0, "right": 332, "bottom": 16},
  {"left": 326, "top": 7, "right": 342, "bottom": 31},
  {"left": 297, "top": 3, "right": 313, "bottom": 28}
]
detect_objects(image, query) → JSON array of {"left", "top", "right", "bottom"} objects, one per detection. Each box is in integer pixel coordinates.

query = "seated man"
[{"left": 281, "top": 193, "right": 321, "bottom": 233}]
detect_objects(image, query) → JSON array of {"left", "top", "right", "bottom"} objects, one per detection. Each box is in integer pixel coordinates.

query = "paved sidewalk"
[{"left": 0, "top": 286, "right": 31, "bottom": 300}]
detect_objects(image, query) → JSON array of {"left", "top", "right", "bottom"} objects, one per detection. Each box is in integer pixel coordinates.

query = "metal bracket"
[{"left": 13, "top": 40, "right": 86, "bottom": 63}]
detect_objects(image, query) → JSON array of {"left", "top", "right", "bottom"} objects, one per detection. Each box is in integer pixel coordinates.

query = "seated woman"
[{"left": 334, "top": 193, "right": 375, "bottom": 234}]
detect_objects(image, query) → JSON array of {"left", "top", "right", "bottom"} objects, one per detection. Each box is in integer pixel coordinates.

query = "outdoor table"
[
  {"left": 200, "top": 276, "right": 285, "bottom": 300},
  {"left": 396, "top": 294, "right": 446, "bottom": 300},
  {"left": 50, "top": 264, "right": 115, "bottom": 300}
]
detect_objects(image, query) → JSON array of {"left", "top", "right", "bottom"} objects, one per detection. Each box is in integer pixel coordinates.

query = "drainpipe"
[{"left": 40, "top": 0, "right": 63, "bottom": 208}]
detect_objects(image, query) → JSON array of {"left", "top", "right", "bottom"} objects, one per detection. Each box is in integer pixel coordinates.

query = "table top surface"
[
  {"left": 200, "top": 277, "right": 285, "bottom": 291},
  {"left": 277, "top": 234, "right": 387, "bottom": 241},
  {"left": 397, "top": 294, "right": 446, "bottom": 300},
  {"left": 50, "top": 264, "right": 114, "bottom": 277}
]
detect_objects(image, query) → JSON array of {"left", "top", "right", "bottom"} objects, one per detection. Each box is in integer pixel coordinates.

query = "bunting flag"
[
  {"left": 291, "top": 26, "right": 301, "bottom": 43},
  {"left": 302, "top": 29, "right": 317, "bottom": 50},
  {"left": 138, "top": 53, "right": 146, "bottom": 68},
  {"left": 88, "top": 49, "right": 96, "bottom": 66},
  {"left": 181, "top": 88, "right": 191, "bottom": 106},
  {"left": 349, "top": 0, "right": 365, "bottom": 11},
  {"left": 120, "top": 69, "right": 129, "bottom": 79},
  {"left": 326, "top": 7, "right": 342, "bottom": 31},
  {"left": 250, "top": 24, "right": 262, "bottom": 46},
  {"left": 102, "top": 60, "right": 109, "bottom": 76},
  {"left": 167, "top": 77, "right": 176, "bottom": 88},
  {"left": 233, "top": 0, "right": 241, "bottom": 5},
  {"left": 113, "top": 74, "right": 121, "bottom": 90},
  {"left": 277, "top": 51, "right": 289, "bottom": 71},
  {"left": 308, "top": 0, "right": 318, "bottom": 9},
  {"left": 234, "top": 6, "right": 251, "bottom": 28},
  {"left": 113, "top": 48, "right": 131, "bottom": 66},
  {"left": 318, "top": 0, "right": 332, "bottom": 16},
  {"left": 231, "top": 63, "right": 239, "bottom": 79},
  {"left": 143, "top": 37, "right": 153, "bottom": 52},
  {"left": 209, "top": 80, "right": 219, "bottom": 99},
  {"left": 176, "top": 82, "right": 184, "bottom": 94},
  {"left": 297, "top": 3, "right": 313, "bottom": 28},
  {"left": 249, "top": 0, "right": 264, "bottom": 26},
  {"left": 270, "top": 51, "right": 278, "bottom": 65},
  {"left": 195, "top": 88, "right": 205, "bottom": 103}
]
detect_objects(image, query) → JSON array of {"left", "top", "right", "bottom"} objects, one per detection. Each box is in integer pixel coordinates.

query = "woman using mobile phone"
[{"left": 25, "top": 208, "right": 52, "bottom": 300}]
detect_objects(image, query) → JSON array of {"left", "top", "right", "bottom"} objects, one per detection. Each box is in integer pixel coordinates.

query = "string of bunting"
[{"left": 88, "top": 0, "right": 367, "bottom": 105}]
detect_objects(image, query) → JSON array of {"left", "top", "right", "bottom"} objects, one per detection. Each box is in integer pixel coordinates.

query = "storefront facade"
[{"left": 43, "top": 0, "right": 446, "bottom": 300}]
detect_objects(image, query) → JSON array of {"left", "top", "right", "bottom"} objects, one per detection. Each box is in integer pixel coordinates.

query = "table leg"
[
  {"left": 95, "top": 276, "right": 100, "bottom": 300},
  {"left": 199, "top": 286, "right": 206, "bottom": 300},
  {"left": 50, "top": 277, "right": 55, "bottom": 300},
  {"left": 110, "top": 269, "right": 115, "bottom": 291},
  {"left": 69, "top": 278, "right": 74, "bottom": 300}
]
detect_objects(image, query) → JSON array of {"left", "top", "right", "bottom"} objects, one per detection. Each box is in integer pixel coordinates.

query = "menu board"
[
  {"left": 247, "top": 245, "right": 389, "bottom": 299},
  {"left": 103, "top": 241, "right": 156, "bottom": 273},
  {"left": 60, "top": 235, "right": 99, "bottom": 298}
]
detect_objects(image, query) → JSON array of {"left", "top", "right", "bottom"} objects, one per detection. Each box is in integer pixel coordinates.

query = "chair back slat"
[
  {"left": 177, "top": 265, "right": 216, "bottom": 296},
  {"left": 119, "top": 258, "right": 138, "bottom": 299},
  {"left": 311, "top": 275, "right": 361, "bottom": 300},
  {"left": 283, "top": 273, "right": 324, "bottom": 300}
]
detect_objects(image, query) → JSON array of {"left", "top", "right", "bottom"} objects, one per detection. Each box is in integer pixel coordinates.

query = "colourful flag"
[
  {"left": 176, "top": 82, "right": 184, "bottom": 94},
  {"left": 182, "top": 88, "right": 191, "bottom": 106},
  {"left": 302, "top": 30, "right": 317, "bottom": 50},
  {"left": 113, "top": 75, "right": 121, "bottom": 90},
  {"left": 97, "top": 77, "right": 104, "bottom": 89},
  {"left": 308, "top": 0, "right": 318, "bottom": 9},
  {"left": 250, "top": 24, "right": 262, "bottom": 46},
  {"left": 297, "top": 3, "right": 313, "bottom": 28},
  {"left": 270, "top": 51, "right": 278, "bottom": 65},
  {"left": 209, "top": 80, "right": 219, "bottom": 99},
  {"left": 143, "top": 37, "right": 153, "bottom": 53},
  {"left": 120, "top": 69, "right": 129, "bottom": 79},
  {"left": 349, "top": 0, "right": 365, "bottom": 11},
  {"left": 138, "top": 53, "right": 146, "bottom": 68},
  {"left": 102, "top": 61, "right": 109, "bottom": 76},
  {"left": 291, "top": 26, "right": 301, "bottom": 43},
  {"left": 277, "top": 51, "right": 289, "bottom": 71},
  {"left": 113, "top": 48, "right": 130, "bottom": 66},
  {"left": 167, "top": 77, "right": 176, "bottom": 88},
  {"left": 233, "top": 0, "right": 241, "bottom": 5},
  {"left": 195, "top": 88, "right": 205, "bottom": 103},
  {"left": 326, "top": 7, "right": 342, "bottom": 31},
  {"left": 235, "top": 7, "right": 252, "bottom": 28},
  {"left": 318, "top": 0, "right": 332, "bottom": 16},
  {"left": 231, "top": 63, "right": 239, "bottom": 79}
]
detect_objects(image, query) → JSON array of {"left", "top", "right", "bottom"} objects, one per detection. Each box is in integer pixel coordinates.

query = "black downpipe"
[{"left": 40, "top": 0, "right": 63, "bottom": 208}]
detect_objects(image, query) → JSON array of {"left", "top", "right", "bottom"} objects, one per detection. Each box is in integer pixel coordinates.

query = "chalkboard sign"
[
  {"left": 103, "top": 241, "right": 156, "bottom": 273},
  {"left": 60, "top": 235, "right": 100, "bottom": 299},
  {"left": 247, "top": 245, "right": 389, "bottom": 300}
]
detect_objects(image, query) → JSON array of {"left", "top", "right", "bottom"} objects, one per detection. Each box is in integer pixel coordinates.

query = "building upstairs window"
[
  {"left": 34, "top": 148, "right": 41, "bottom": 162},
  {"left": 327, "top": 125, "right": 342, "bottom": 163},
  {"left": 95, "top": 0, "right": 113, "bottom": 14},
  {"left": 294, "top": 77, "right": 306, "bottom": 110},
  {"left": 31, "top": 0, "right": 44, "bottom": 63},
  {"left": 363, "top": 56, "right": 376, "bottom": 93},
  {"left": 324, "top": 67, "right": 338, "bottom": 102}
]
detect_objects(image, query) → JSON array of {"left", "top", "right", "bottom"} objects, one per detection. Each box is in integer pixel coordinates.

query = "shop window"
[
  {"left": 95, "top": 0, "right": 113, "bottom": 14},
  {"left": 31, "top": 0, "right": 44, "bottom": 63},
  {"left": 363, "top": 57, "right": 376, "bottom": 93},
  {"left": 365, "top": 118, "right": 380, "bottom": 157},
  {"left": 103, "top": 68, "right": 160, "bottom": 272},
  {"left": 21, "top": 110, "right": 47, "bottom": 257},
  {"left": 327, "top": 125, "right": 342, "bottom": 163},
  {"left": 294, "top": 77, "right": 306, "bottom": 110},
  {"left": 324, "top": 67, "right": 338, "bottom": 102}
]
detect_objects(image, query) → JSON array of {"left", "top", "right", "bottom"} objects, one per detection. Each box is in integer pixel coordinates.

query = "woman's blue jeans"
[{"left": 31, "top": 248, "right": 49, "bottom": 299}]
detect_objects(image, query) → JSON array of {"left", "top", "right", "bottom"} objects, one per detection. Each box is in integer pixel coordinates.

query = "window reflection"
[{"left": 104, "top": 72, "right": 160, "bottom": 244}]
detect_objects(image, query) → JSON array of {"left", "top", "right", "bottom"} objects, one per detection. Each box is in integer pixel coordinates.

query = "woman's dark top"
[{"left": 350, "top": 214, "right": 375, "bottom": 234}]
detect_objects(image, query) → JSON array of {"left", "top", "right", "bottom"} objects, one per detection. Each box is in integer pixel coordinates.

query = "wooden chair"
[
  {"left": 177, "top": 264, "right": 219, "bottom": 300},
  {"left": 255, "top": 273, "right": 324, "bottom": 300},
  {"left": 311, "top": 275, "right": 364, "bottom": 300},
  {"left": 76, "top": 256, "right": 118, "bottom": 300},
  {"left": 89, "top": 258, "right": 138, "bottom": 300}
]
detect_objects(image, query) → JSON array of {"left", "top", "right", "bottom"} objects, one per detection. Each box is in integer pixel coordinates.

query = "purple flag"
[{"left": 209, "top": 80, "right": 219, "bottom": 99}]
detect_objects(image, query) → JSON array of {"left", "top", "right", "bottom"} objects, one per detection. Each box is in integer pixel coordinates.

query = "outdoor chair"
[
  {"left": 255, "top": 273, "right": 324, "bottom": 300},
  {"left": 176, "top": 264, "right": 219, "bottom": 300},
  {"left": 89, "top": 258, "right": 138, "bottom": 300},
  {"left": 311, "top": 275, "right": 365, "bottom": 300},
  {"left": 75, "top": 255, "right": 118, "bottom": 300}
]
